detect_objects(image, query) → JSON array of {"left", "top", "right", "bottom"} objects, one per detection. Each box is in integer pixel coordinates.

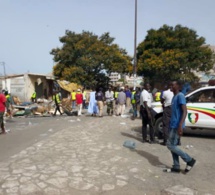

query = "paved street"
[{"left": 0, "top": 110, "right": 215, "bottom": 195}]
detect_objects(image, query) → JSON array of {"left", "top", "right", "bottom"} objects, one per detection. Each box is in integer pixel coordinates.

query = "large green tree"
[
  {"left": 50, "top": 31, "right": 132, "bottom": 88},
  {"left": 137, "top": 24, "right": 215, "bottom": 82}
]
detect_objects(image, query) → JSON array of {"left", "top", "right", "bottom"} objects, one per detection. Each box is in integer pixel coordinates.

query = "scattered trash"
[
  {"left": 120, "top": 122, "right": 126, "bottom": 125},
  {"left": 121, "top": 115, "right": 130, "bottom": 118},
  {"left": 155, "top": 176, "right": 159, "bottom": 178},
  {"left": 186, "top": 145, "right": 194, "bottom": 149},
  {"left": 77, "top": 118, "right": 81, "bottom": 121},
  {"left": 123, "top": 140, "right": 136, "bottom": 149},
  {"left": 29, "top": 121, "right": 32, "bottom": 125},
  {"left": 69, "top": 120, "right": 75, "bottom": 122},
  {"left": 5, "top": 129, "right": 11, "bottom": 133},
  {"left": 48, "top": 129, "right": 53, "bottom": 132}
]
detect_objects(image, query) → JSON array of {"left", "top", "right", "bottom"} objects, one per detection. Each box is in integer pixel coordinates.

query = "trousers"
[
  {"left": 167, "top": 128, "right": 192, "bottom": 169},
  {"left": 141, "top": 107, "right": 155, "bottom": 141}
]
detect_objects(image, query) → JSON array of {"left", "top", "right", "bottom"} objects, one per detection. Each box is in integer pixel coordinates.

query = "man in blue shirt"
[{"left": 164, "top": 81, "right": 196, "bottom": 173}]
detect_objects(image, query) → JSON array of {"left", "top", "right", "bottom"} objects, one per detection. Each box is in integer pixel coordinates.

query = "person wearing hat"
[
  {"left": 75, "top": 89, "right": 83, "bottom": 116},
  {"left": 52, "top": 90, "right": 63, "bottom": 116}
]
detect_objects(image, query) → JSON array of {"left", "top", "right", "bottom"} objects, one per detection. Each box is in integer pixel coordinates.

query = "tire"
[{"left": 154, "top": 117, "right": 163, "bottom": 139}]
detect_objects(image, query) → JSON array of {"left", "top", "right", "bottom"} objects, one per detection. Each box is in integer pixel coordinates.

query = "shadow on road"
[
  {"left": 132, "top": 149, "right": 167, "bottom": 167},
  {"left": 121, "top": 131, "right": 167, "bottom": 168},
  {"left": 121, "top": 132, "right": 142, "bottom": 143}
]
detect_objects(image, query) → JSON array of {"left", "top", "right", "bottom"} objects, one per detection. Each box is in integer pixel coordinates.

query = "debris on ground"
[{"left": 123, "top": 140, "right": 136, "bottom": 149}]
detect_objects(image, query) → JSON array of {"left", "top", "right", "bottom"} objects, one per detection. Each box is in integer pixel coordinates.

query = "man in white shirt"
[
  {"left": 140, "top": 83, "right": 156, "bottom": 144},
  {"left": 160, "top": 83, "right": 174, "bottom": 145},
  {"left": 105, "top": 87, "right": 114, "bottom": 115}
]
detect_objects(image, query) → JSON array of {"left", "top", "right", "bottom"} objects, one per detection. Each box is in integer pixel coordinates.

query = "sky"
[{"left": 1, "top": 0, "right": 215, "bottom": 75}]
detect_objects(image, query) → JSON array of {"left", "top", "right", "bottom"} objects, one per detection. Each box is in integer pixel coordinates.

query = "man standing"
[
  {"left": 105, "top": 87, "right": 114, "bottom": 115},
  {"left": 71, "top": 90, "right": 76, "bottom": 109},
  {"left": 76, "top": 89, "right": 83, "bottom": 116},
  {"left": 31, "top": 91, "right": 36, "bottom": 103},
  {"left": 82, "top": 88, "right": 87, "bottom": 109},
  {"left": 131, "top": 88, "right": 141, "bottom": 119},
  {"left": 95, "top": 88, "right": 104, "bottom": 117},
  {"left": 140, "top": 83, "right": 156, "bottom": 144},
  {"left": 88, "top": 88, "right": 98, "bottom": 116},
  {"left": 0, "top": 91, "right": 6, "bottom": 134},
  {"left": 164, "top": 81, "right": 196, "bottom": 173},
  {"left": 117, "top": 87, "right": 126, "bottom": 116},
  {"left": 52, "top": 91, "right": 63, "bottom": 116},
  {"left": 4, "top": 90, "right": 13, "bottom": 118},
  {"left": 113, "top": 87, "right": 119, "bottom": 116},
  {"left": 125, "top": 87, "right": 132, "bottom": 107},
  {"left": 160, "top": 83, "right": 174, "bottom": 146}
]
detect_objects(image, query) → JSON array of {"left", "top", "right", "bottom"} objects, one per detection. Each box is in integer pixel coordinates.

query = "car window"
[{"left": 188, "top": 89, "right": 215, "bottom": 103}]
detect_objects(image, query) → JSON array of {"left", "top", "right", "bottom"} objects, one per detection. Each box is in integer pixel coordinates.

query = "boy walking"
[{"left": 164, "top": 81, "right": 196, "bottom": 173}]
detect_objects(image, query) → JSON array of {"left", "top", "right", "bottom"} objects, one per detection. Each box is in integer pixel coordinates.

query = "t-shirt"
[
  {"left": 76, "top": 93, "right": 83, "bottom": 104},
  {"left": 162, "top": 89, "right": 174, "bottom": 107},
  {"left": 71, "top": 92, "right": 76, "bottom": 100},
  {"left": 170, "top": 92, "right": 186, "bottom": 129},
  {"left": 105, "top": 91, "right": 114, "bottom": 102},
  {"left": 140, "top": 89, "right": 153, "bottom": 108},
  {"left": 117, "top": 91, "right": 126, "bottom": 104},
  {"left": 0, "top": 93, "right": 6, "bottom": 112},
  {"left": 134, "top": 92, "right": 140, "bottom": 104},
  {"left": 95, "top": 91, "right": 104, "bottom": 101},
  {"left": 125, "top": 90, "right": 131, "bottom": 98}
]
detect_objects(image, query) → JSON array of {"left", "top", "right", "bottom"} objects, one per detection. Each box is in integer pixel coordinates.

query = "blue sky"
[{"left": 1, "top": 0, "right": 215, "bottom": 75}]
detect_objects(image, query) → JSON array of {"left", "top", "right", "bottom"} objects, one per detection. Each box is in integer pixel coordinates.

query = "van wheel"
[{"left": 155, "top": 117, "right": 163, "bottom": 139}]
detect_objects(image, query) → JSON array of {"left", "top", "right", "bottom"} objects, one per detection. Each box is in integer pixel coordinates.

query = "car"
[{"left": 152, "top": 86, "right": 215, "bottom": 136}]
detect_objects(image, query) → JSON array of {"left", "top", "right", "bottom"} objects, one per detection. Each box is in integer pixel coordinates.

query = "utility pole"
[
  {"left": 0, "top": 62, "right": 7, "bottom": 90},
  {"left": 133, "top": 0, "right": 137, "bottom": 89}
]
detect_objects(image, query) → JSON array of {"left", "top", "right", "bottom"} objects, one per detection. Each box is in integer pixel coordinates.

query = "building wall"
[
  {"left": 27, "top": 75, "right": 48, "bottom": 100},
  {"left": 9, "top": 76, "right": 26, "bottom": 101},
  {"left": 4, "top": 74, "right": 53, "bottom": 102}
]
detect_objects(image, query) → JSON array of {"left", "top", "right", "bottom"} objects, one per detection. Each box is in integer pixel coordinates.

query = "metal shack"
[{"left": 1, "top": 73, "right": 55, "bottom": 102}]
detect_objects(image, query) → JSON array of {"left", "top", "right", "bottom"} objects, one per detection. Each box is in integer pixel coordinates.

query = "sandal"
[{"left": 185, "top": 158, "right": 196, "bottom": 173}]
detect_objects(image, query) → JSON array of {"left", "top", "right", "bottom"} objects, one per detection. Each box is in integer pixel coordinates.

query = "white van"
[{"left": 152, "top": 86, "right": 215, "bottom": 136}]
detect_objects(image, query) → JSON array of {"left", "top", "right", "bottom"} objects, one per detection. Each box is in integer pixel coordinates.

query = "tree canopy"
[
  {"left": 50, "top": 31, "right": 132, "bottom": 88},
  {"left": 137, "top": 24, "right": 215, "bottom": 82}
]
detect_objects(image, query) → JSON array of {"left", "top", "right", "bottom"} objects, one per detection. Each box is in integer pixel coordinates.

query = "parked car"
[{"left": 152, "top": 86, "right": 215, "bottom": 136}]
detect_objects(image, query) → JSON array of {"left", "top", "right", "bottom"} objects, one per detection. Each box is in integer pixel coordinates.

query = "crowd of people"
[
  {"left": 63, "top": 81, "right": 196, "bottom": 174},
  {"left": 0, "top": 81, "right": 196, "bottom": 174}
]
